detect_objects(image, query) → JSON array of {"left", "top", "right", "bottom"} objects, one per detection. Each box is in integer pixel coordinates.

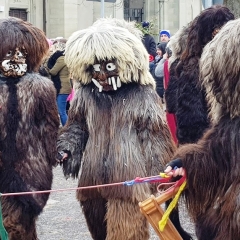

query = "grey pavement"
[{"left": 36, "top": 166, "right": 196, "bottom": 240}]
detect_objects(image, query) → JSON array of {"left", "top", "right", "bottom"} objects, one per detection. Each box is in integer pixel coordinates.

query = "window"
[{"left": 9, "top": 9, "right": 27, "bottom": 21}]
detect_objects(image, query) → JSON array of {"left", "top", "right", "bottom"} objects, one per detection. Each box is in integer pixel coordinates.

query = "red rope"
[
  {"left": 0, "top": 182, "right": 124, "bottom": 197},
  {"left": 0, "top": 175, "right": 172, "bottom": 197}
]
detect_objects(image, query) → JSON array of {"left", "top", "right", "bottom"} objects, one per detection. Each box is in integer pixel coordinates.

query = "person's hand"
[
  {"left": 57, "top": 151, "right": 69, "bottom": 163},
  {"left": 163, "top": 53, "right": 168, "bottom": 59},
  {"left": 164, "top": 158, "right": 185, "bottom": 177}
]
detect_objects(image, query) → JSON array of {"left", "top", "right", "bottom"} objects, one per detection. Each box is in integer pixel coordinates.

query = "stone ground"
[{"left": 36, "top": 166, "right": 196, "bottom": 240}]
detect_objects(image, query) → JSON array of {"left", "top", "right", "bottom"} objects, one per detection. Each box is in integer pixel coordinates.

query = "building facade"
[
  {"left": 124, "top": 0, "right": 203, "bottom": 42},
  {"left": 0, "top": 0, "right": 208, "bottom": 39}
]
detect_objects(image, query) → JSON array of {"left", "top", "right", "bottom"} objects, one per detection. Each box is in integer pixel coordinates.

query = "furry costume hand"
[{"left": 57, "top": 151, "right": 69, "bottom": 163}]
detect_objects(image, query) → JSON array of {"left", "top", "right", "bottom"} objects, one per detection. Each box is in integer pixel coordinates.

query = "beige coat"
[{"left": 49, "top": 55, "right": 71, "bottom": 94}]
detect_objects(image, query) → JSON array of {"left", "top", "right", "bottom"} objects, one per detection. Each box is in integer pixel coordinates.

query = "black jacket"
[
  {"left": 47, "top": 50, "right": 64, "bottom": 96},
  {"left": 142, "top": 34, "right": 157, "bottom": 57}
]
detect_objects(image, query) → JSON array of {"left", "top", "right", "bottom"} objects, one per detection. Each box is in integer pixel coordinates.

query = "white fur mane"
[{"left": 65, "top": 20, "right": 155, "bottom": 88}]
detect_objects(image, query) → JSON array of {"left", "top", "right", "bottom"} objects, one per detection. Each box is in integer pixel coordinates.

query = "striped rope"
[{"left": 0, "top": 172, "right": 177, "bottom": 238}]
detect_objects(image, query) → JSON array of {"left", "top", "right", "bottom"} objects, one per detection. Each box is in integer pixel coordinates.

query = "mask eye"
[
  {"left": 6, "top": 51, "right": 12, "bottom": 57},
  {"left": 17, "top": 51, "right": 23, "bottom": 57},
  {"left": 106, "top": 63, "right": 116, "bottom": 71},
  {"left": 93, "top": 64, "right": 101, "bottom": 72}
]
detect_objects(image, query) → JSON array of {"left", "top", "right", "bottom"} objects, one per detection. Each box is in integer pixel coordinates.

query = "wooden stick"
[{"left": 139, "top": 187, "right": 183, "bottom": 240}]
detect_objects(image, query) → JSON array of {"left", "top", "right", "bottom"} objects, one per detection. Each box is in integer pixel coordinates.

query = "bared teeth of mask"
[
  {"left": 92, "top": 78, "right": 103, "bottom": 92},
  {"left": 111, "top": 77, "right": 117, "bottom": 90},
  {"left": 108, "top": 78, "right": 111, "bottom": 85},
  {"left": 117, "top": 76, "right": 121, "bottom": 88},
  {"left": 2, "top": 60, "right": 11, "bottom": 70},
  {"left": 92, "top": 78, "right": 101, "bottom": 88},
  {"left": 18, "top": 64, "right": 27, "bottom": 72}
]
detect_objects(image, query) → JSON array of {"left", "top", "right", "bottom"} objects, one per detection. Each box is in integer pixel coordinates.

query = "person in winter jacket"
[
  {"left": 141, "top": 21, "right": 157, "bottom": 72},
  {"left": 151, "top": 42, "right": 167, "bottom": 102},
  {"left": 48, "top": 39, "right": 71, "bottom": 126}
]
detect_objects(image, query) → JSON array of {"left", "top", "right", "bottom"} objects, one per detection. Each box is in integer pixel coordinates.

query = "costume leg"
[
  {"left": 2, "top": 199, "right": 38, "bottom": 240},
  {"left": 106, "top": 199, "right": 149, "bottom": 240},
  {"left": 80, "top": 198, "right": 107, "bottom": 240}
]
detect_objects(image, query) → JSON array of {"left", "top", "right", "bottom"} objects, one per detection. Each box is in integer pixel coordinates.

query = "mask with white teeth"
[
  {"left": 91, "top": 60, "right": 121, "bottom": 92},
  {"left": 0, "top": 47, "right": 27, "bottom": 78}
]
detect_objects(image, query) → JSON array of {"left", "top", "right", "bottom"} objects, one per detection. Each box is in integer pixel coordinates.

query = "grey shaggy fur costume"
[{"left": 57, "top": 19, "right": 176, "bottom": 240}]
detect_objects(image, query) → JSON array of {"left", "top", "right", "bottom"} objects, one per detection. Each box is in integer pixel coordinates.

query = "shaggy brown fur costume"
[
  {"left": 171, "top": 18, "right": 240, "bottom": 240},
  {"left": 172, "top": 5, "right": 234, "bottom": 144},
  {"left": 165, "top": 24, "right": 191, "bottom": 116},
  {"left": 57, "top": 19, "right": 176, "bottom": 240},
  {"left": 0, "top": 17, "right": 59, "bottom": 239}
]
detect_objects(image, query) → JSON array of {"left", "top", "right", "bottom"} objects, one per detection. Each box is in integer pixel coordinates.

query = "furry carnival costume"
[
  {"left": 171, "top": 5, "right": 234, "bottom": 144},
  {"left": 0, "top": 17, "right": 59, "bottom": 239},
  {"left": 167, "top": 18, "right": 240, "bottom": 240},
  {"left": 165, "top": 25, "right": 190, "bottom": 118},
  {"left": 57, "top": 19, "right": 175, "bottom": 240}
]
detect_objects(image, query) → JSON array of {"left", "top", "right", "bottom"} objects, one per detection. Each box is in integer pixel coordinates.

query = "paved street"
[{"left": 36, "top": 166, "right": 196, "bottom": 240}]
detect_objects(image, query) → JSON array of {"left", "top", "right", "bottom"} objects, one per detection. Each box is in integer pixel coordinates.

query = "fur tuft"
[
  {"left": 93, "top": 17, "right": 143, "bottom": 40},
  {"left": 200, "top": 18, "right": 240, "bottom": 122},
  {"left": 168, "top": 25, "right": 190, "bottom": 67}
]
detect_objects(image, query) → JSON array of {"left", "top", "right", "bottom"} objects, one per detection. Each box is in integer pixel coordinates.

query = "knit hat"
[
  {"left": 159, "top": 30, "right": 171, "bottom": 38},
  {"left": 142, "top": 21, "right": 150, "bottom": 28}
]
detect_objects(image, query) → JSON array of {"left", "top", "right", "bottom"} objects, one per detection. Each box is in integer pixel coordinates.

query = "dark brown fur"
[
  {"left": 0, "top": 73, "right": 59, "bottom": 240},
  {"left": 0, "top": 17, "right": 59, "bottom": 240},
  {"left": 174, "top": 118, "right": 240, "bottom": 240},
  {"left": 173, "top": 18, "right": 240, "bottom": 240},
  {"left": 174, "top": 5, "right": 234, "bottom": 144}
]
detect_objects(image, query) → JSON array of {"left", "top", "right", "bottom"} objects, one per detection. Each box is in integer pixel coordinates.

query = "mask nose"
[
  {"left": 98, "top": 71, "right": 107, "bottom": 81},
  {"left": 12, "top": 50, "right": 24, "bottom": 62}
]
